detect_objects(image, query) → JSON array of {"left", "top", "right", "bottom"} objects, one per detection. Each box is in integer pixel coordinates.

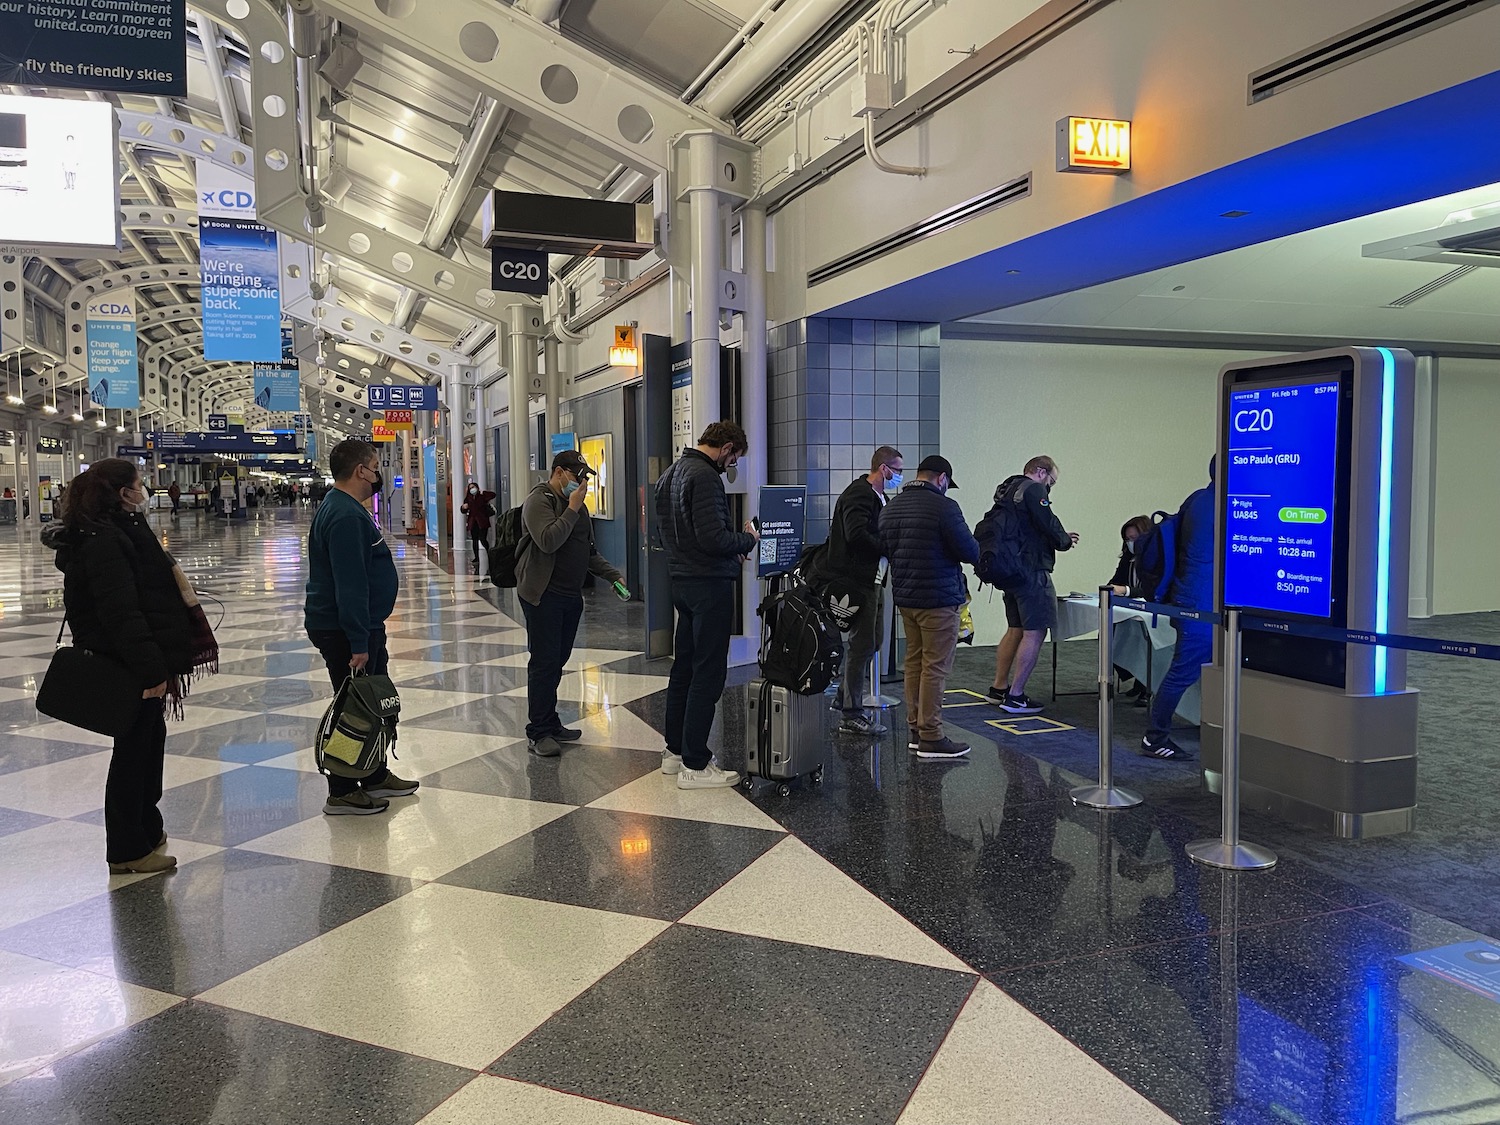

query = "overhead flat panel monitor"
[
  {"left": 481, "top": 190, "right": 653, "bottom": 258},
  {"left": 0, "top": 94, "right": 120, "bottom": 252}
]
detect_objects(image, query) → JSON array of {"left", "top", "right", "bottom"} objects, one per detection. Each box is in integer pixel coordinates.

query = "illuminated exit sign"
[{"left": 1057, "top": 116, "right": 1131, "bottom": 174}]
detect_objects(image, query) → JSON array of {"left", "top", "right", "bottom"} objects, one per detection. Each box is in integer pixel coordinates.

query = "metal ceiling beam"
[
  {"left": 191, "top": 9, "right": 246, "bottom": 144},
  {"left": 302, "top": 0, "right": 729, "bottom": 176},
  {"left": 122, "top": 205, "right": 203, "bottom": 237},
  {"left": 137, "top": 302, "right": 204, "bottom": 329}
]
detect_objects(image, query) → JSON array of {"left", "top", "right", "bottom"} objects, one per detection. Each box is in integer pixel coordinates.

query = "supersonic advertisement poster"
[
  {"left": 197, "top": 162, "right": 282, "bottom": 362},
  {"left": 0, "top": 93, "right": 118, "bottom": 249}
]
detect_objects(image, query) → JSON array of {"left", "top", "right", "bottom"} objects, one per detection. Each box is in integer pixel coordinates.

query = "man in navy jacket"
[
  {"left": 1143, "top": 458, "right": 1216, "bottom": 760},
  {"left": 879, "top": 455, "right": 980, "bottom": 760}
]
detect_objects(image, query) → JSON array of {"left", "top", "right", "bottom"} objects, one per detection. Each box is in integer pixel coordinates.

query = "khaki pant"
[{"left": 900, "top": 605, "right": 960, "bottom": 741}]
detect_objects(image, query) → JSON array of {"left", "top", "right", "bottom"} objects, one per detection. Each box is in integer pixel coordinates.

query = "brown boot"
[{"left": 109, "top": 852, "right": 178, "bottom": 875}]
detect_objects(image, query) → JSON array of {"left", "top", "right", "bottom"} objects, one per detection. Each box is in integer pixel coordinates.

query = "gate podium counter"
[{"left": 1202, "top": 347, "right": 1418, "bottom": 838}]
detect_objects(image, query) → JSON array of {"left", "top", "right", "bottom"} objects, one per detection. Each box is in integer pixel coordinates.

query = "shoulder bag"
[{"left": 36, "top": 618, "right": 143, "bottom": 737}]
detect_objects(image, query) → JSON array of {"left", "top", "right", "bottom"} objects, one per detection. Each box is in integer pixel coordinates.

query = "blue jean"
[
  {"left": 520, "top": 589, "right": 585, "bottom": 740},
  {"left": 1148, "top": 620, "right": 1213, "bottom": 738},
  {"left": 664, "top": 577, "right": 736, "bottom": 770},
  {"left": 308, "top": 626, "right": 393, "bottom": 797}
]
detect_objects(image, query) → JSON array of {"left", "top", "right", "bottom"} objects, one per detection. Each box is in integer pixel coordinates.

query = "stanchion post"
[
  {"left": 1071, "top": 586, "right": 1142, "bottom": 810},
  {"left": 1186, "top": 609, "right": 1277, "bottom": 870}
]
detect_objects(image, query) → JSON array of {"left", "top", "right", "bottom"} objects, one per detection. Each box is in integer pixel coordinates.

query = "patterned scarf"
[{"left": 167, "top": 563, "right": 219, "bottom": 719}]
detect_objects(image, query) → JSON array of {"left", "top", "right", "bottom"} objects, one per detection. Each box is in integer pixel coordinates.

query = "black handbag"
[{"left": 36, "top": 619, "right": 142, "bottom": 738}]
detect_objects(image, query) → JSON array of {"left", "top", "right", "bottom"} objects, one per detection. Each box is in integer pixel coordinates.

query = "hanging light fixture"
[
  {"left": 41, "top": 369, "right": 58, "bottom": 414},
  {"left": 115, "top": 408, "right": 125, "bottom": 434},
  {"left": 71, "top": 385, "right": 84, "bottom": 422},
  {"left": 4, "top": 354, "right": 22, "bottom": 407}
]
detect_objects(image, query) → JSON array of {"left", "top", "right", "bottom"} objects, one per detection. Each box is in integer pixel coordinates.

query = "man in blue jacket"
[
  {"left": 655, "top": 421, "right": 759, "bottom": 789},
  {"left": 878, "top": 455, "right": 980, "bottom": 760},
  {"left": 304, "top": 439, "right": 419, "bottom": 815},
  {"left": 1142, "top": 459, "right": 1215, "bottom": 760}
]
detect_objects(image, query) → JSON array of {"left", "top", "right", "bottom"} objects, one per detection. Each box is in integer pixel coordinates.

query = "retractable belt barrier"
[{"left": 1073, "top": 591, "right": 1496, "bottom": 873}]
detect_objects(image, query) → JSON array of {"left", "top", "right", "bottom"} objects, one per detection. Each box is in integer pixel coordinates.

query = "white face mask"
[{"left": 124, "top": 486, "right": 148, "bottom": 513}]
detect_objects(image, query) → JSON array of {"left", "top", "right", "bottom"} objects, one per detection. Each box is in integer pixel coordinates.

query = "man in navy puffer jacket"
[{"left": 879, "top": 455, "right": 980, "bottom": 760}]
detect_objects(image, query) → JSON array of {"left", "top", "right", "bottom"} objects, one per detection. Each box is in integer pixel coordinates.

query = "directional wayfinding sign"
[
  {"left": 367, "top": 383, "right": 438, "bottom": 410},
  {"left": 490, "top": 245, "right": 548, "bottom": 296},
  {"left": 207, "top": 415, "right": 228, "bottom": 432}
]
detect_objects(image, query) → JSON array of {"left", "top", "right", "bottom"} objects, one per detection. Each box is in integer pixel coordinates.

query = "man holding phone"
[{"left": 516, "top": 449, "right": 629, "bottom": 757}]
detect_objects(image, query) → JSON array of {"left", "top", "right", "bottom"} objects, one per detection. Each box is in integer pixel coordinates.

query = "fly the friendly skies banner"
[
  {"left": 197, "top": 161, "right": 281, "bottom": 362},
  {"left": 86, "top": 293, "right": 139, "bottom": 409}
]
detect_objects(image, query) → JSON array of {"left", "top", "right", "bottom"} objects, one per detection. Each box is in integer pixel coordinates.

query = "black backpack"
[
  {"left": 758, "top": 576, "right": 844, "bottom": 695},
  {"left": 972, "top": 481, "right": 1030, "bottom": 590},
  {"left": 487, "top": 505, "right": 527, "bottom": 588},
  {"left": 1132, "top": 510, "right": 1179, "bottom": 602}
]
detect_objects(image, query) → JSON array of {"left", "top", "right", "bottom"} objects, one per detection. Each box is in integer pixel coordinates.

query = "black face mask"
[{"left": 368, "top": 468, "right": 384, "bottom": 494}]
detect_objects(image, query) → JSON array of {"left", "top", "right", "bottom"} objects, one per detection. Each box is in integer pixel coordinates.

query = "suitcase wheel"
[
  {"left": 811, "top": 767, "right": 824, "bottom": 784},
  {"left": 739, "top": 776, "right": 755, "bottom": 793},
  {"left": 776, "top": 782, "right": 792, "bottom": 798}
]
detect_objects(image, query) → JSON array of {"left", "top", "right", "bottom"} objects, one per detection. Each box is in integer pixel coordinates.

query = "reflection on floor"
[{"left": 0, "top": 507, "right": 1495, "bottom": 1124}]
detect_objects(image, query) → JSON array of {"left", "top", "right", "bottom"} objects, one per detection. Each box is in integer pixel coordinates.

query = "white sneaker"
[
  {"left": 676, "top": 762, "right": 741, "bottom": 789},
  {"left": 661, "top": 750, "right": 683, "bottom": 775}
]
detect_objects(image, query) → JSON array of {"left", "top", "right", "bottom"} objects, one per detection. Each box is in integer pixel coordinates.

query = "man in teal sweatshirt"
[{"left": 304, "top": 439, "right": 418, "bottom": 815}]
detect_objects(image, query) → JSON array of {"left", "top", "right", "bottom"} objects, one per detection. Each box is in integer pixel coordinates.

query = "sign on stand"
[{"left": 756, "top": 485, "right": 807, "bottom": 578}]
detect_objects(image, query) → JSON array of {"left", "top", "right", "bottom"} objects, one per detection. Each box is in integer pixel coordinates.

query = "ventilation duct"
[
  {"left": 1249, "top": 0, "right": 1500, "bottom": 103},
  {"left": 808, "top": 175, "right": 1031, "bottom": 288}
]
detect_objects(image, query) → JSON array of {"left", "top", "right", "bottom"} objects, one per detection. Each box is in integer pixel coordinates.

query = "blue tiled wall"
[{"left": 768, "top": 318, "right": 940, "bottom": 542}]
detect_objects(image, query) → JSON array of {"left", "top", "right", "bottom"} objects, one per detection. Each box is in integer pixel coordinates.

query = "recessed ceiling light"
[{"left": 1221, "top": 210, "right": 1251, "bottom": 218}]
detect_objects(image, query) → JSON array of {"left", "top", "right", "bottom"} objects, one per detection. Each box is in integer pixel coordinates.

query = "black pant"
[
  {"left": 664, "top": 577, "right": 736, "bottom": 770},
  {"left": 307, "top": 627, "right": 393, "bottom": 796},
  {"left": 520, "top": 589, "right": 585, "bottom": 740},
  {"left": 470, "top": 530, "right": 489, "bottom": 571},
  {"left": 105, "top": 698, "right": 167, "bottom": 863},
  {"left": 836, "top": 584, "right": 882, "bottom": 717}
]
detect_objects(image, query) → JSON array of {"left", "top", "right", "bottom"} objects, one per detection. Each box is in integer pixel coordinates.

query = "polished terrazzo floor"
[{"left": 0, "top": 508, "right": 1497, "bottom": 1124}]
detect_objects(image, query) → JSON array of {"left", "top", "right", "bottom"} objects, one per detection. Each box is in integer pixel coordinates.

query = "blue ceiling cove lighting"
[
  {"left": 823, "top": 69, "right": 1500, "bottom": 323},
  {"left": 1374, "top": 347, "right": 1396, "bottom": 695}
]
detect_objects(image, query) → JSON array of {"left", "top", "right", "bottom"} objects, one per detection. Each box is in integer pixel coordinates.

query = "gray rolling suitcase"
[{"left": 744, "top": 678, "right": 828, "bottom": 796}]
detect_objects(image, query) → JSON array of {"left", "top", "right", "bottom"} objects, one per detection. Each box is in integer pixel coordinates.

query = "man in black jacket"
[
  {"left": 878, "top": 455, "right": 979, "bottom": 760},
  {"left": 990, "top": 455, "right": 1079, "bottom": 716},
  {"left": 824, "top": 445, "right": 903, "bottom": 736},
  {"left": 654, "top": 421, "right": 759, "bottom": 789}
]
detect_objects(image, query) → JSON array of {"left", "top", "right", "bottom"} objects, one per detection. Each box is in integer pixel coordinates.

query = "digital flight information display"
[{"left": 1223, "top": 379, "right": 1341, "bottom": 618}]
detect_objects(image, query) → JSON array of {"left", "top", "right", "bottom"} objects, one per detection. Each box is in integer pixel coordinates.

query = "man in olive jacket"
[{"left": 516, "top": 449, "right": 626, "bottom": 757}]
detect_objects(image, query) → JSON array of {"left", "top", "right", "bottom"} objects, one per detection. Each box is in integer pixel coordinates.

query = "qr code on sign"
[{"left": 760, "top": 538, "right": 777, "bottom": 565}]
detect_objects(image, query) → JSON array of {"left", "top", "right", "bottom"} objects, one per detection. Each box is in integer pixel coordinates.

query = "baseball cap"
[
  {"left": 917, "top": 454, "right": 958, "bottom": 489},
  {"left": 551, "top": 450, "right": 594, "bottom": 479}
]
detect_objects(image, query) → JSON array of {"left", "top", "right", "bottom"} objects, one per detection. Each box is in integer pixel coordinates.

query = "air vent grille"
[
  {"left": 808, "top": 175, "right": 1031, "bottom": 289},
  {"left": 1385, "top": 264, "right": 1478, "bottom": 307},
  {"left": 1249, "top": 0, "right": 1500, "bottom": 103}
]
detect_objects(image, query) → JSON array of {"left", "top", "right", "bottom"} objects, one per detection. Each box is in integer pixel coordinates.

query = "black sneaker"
[
  {"left": 838, "top": 715, "right": 888, "bottom": 736},
  {"left": 1140, "top": 733, "right": 1194, "bottom": 760},
  {"left": 986, "top": 685, "right": 1009, "bottom": 704},
  {"left": 550, "top": 726, "right": 583, "bottom": 742},
  {"left": 916, "top": 736, "right": 971, "bottom": 760},
  {"left": 1000, "top": 693, "right": 1044, "bottom": 715},
  {"left": 907, "top": 727, "right": 920, "bottom": 752},
  {"left": 528, "top": 736, "right": 562, "bottom": 758}
]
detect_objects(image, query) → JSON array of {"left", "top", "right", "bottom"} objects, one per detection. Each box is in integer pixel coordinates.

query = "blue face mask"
[
  {"left": 887, "top": 471, "right": 904, "bottom": 490},
  {"left": 563, "top": 479, "right": 580, "bottom": 497}
]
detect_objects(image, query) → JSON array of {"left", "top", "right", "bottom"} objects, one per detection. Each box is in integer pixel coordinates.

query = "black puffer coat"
[
  {"left": 878, "top": 480, "right": 980, "bottom": 610},
  {"left": 45, "top": 512, "right": 193, "bottom": 690},
  {"left": 654, "top": 449, "right": 754, "bottom": 580}
]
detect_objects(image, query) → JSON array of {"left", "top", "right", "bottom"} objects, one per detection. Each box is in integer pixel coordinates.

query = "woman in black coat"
[{"left": 43, "top": 458, "right": 214, "bottom": 874}]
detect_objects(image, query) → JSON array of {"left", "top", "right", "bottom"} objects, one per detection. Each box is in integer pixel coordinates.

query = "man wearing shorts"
[{"left": 989, "top": 456, "right": 1078, "bottom": 715}]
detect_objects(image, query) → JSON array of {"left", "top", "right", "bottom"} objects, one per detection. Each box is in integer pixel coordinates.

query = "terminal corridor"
[{"left": 1, "top": 511, "right": 1497, "bottom": 1124}]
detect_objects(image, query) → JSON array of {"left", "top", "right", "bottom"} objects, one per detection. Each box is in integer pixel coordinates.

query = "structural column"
[
  {"left": 470, "top": 366, "right": 488, "bottom": 493},
  {"left": 688, "top": 182, "right": 722, "bottom": 432},
  {"left": 445, "top": 369, "right": 466, "bottom": 566},
  {"left": 543, "top": 334, "right": 563, "bottom": 447},
  {"left": 506, "top": 304, "right": 537, "bottom": 497},
  {"left": 739, "top": 205, "right": 769, "bottom": 653},
  {"left": 1408, "top": 355, "right": 1438, "bottom": 618}
]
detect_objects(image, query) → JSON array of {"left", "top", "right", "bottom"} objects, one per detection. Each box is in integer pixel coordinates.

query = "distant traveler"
[
  {"left": 989, "top": 455, "right": 1078, "bottom": 716},
  {"left": 878, "top": 455, "right": 979, "bottom": 760},
  {"left": 1142, "top": 460, "right": 1215, "bottom": 760},
  {"left": 516, "top": 450, "right": 627, "bottom": 758},
  {"left": 167, "top": 481, "right": 180, "bottom": 515},
  {"left": 823, "top": 445, "right": 904, "bottom": 736},
  {"left": 655, "top": 421, "right": 758, "bottom": 789},
  {"left": 304, "top": 439, "right": 419, "bottom": 814},
  {"left": 1108, "top": 514, "right": 1154, "bottom": 703},
  {"left": 44, "top": 458, "right": 219, "bottom": 873},
  {"left": 461, "top": 482, "right": 496, "bottom": 574}
]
